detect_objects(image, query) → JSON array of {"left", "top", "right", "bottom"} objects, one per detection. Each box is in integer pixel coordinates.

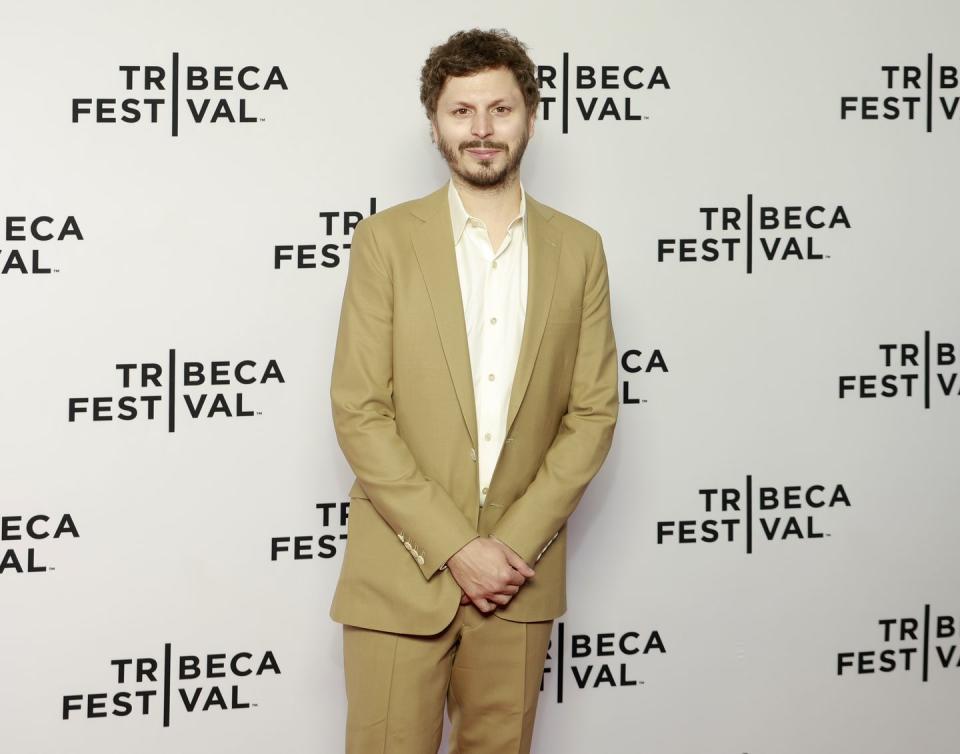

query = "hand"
[{"left": 448, "top": 536, "right": 535, "bottom": 613}]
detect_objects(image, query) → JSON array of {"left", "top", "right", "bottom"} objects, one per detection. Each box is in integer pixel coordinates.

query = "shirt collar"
[{"left": 447, "top": 178, "right": 527, "bottom": 246}]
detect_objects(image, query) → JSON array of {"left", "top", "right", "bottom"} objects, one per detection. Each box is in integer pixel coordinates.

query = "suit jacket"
[{"left": 328, "top": 182, "right": 619, "bottom": 635}]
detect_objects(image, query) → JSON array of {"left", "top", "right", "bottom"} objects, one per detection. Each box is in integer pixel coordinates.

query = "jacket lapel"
[
  {"left": 409, "top": 184, "right": 563, "bottom": 452},
  {"left": 506, "top": 194, "right": 561, "bottom": 434},
  {"left": 410, "top": 186, "right": 479, "bottom": 448}
]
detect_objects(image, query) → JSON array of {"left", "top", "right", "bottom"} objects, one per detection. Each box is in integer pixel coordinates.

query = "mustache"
[{"left": 460, "top": 141, "right": 508, "bottom": 151}]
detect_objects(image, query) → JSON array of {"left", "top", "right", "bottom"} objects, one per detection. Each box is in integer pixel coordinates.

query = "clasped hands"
[{"left": 445, "top": 534, "right": 535, "bottom": 613}]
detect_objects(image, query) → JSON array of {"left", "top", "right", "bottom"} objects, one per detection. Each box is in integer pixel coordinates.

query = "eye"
[
  {"left": 453, "top": 108, "right": 470, "bottom": 115},
  {"left": 495, "top": 106, "right": 511, "bottom": 113}
]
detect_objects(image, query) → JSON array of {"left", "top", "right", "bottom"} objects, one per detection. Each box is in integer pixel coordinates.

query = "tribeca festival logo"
[
  {"left": 0, "top": 215, "right": 83, "bottom": 276},
  {"left": 620, "top": 347, "right": 668, "bottom": 406},
  {"left": 67, "top": 349, "right": 285, "bottom": 431},
  {"left": 0, "top": 513, "right": 79, "bottom": 575},
  {"left": 838, "top": 331, "right": 958, "bottom": 408},
  {"left": 62, "top": 644, "right": 281, "bottom": 725},
  {"left": 837, "top": 605, "right": 960, "bottom": 681},
  {"left": 658, "top": 197, "right": 851, "bottom": 274},
  {"left": 71, "top": 53, "right": 288, "bottom": 136},
  {"left": 657, "top": 476, "right": 852, "bottom": 554},
  {"left": 536, "top": 54, "right": 670, "bottom": 134},
  {"left": 541, "top": 621, "right": 666, "bottom": 703},
  {"left": 274, "top": 198, "right": 377, "bottom": 271},
  {"left": 270, "top": 497, "right": 349, "bottom": 562},
  {"left": 841, "top": 55, "right": 959, "bottom": 132}
]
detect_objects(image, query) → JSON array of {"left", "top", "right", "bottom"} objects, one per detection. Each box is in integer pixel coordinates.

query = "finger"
[
  {"left": 460, "top": 594, "right": 471, "bottom": 604},
  {"left": 488, "top": 592, "right": 513, "bottom": 606},
  {"left": 474, "top": 598, "right": 495, "bottom": 613},
  {"left": 496, "top": 583, "right": 520, "bottom": 595},
  {"left": 507, "top": 552, "right": 535, "bottom": 577},
  {"left": 505, "top": 569, "right": 526, "bottom": 587}
]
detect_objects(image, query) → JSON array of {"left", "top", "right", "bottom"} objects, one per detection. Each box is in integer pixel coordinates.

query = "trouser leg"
[
  {"left": 446, "top": 608, "right": 554, "bottom": 754},
  {"left": 341, "top": 613, "right": 463, "bottom": 754}
]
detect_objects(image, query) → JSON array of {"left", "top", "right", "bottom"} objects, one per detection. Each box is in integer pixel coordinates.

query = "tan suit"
[
  {"left": 329, "top": 182, "right": 618, "bottom": 752},
  {"left": 329, "top": 182, "right": 619, "bottom": 634}
]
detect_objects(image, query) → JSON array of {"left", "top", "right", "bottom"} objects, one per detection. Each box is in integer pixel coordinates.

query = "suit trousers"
[{"left": 341, "top": 602, "right": 554, "bottom": 754}]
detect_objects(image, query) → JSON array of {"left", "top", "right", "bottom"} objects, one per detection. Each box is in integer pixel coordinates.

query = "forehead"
[{"left": 438, "top": 67, "right": 522, "bottom": 104}]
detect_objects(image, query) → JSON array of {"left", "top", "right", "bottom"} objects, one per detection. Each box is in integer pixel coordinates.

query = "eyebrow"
[{"left": 450, "top": 98, "right": 513, "bottom": 107}]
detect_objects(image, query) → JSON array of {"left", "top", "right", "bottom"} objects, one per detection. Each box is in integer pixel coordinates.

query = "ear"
[
  {"left": 430, "top": 116, "right": 439, "bottom": 145},
  {"left": 527, "top": 108, "right": 536, "bottom": 140}
]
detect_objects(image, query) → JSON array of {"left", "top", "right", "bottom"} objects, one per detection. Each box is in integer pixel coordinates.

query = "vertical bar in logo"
[
  {"left": 163, "top": 642, "right": 172, "bottom": 727},
  {"left": 168, "top": 348, "right": 177, "bottom": 433},
  {"left": 923, "top": 329, "right": 931, "bottom": 410},
  {"left": 746, "top": 194, "right": 754, "bottom": 275},
  {"left": 172, "top": 52, "right": 180, "bottom": 138},
  {"left": 562, "top": 52, "right": 570, "bottom": 136},
  {"left": 745, "top": 473, "right": 753, "bottom": 555},
  {"left": 925, "top": 53, "right": 933, "bottom": 134},
  {"left": 921, "top": 603, "right": 930, "bottom": 683},
  {"left": 556, "top": 621, "right": 566, "bottom": 703}
]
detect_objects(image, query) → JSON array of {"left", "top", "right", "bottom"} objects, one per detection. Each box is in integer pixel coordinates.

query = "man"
[{"left": 329, "top": 28, "right": 619, "bottom": 754}]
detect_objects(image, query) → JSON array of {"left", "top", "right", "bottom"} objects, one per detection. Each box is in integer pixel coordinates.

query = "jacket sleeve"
[
  {"left": 330, "top": 218, "right": 479, "bottom": 580},
  {"left": 490, "top": 230, "right": 619, "bottom": 565}
]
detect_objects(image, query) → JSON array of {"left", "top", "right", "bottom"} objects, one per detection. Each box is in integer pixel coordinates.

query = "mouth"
[{"left": 465, "top": 148, "right": 501, "bottom": 159}]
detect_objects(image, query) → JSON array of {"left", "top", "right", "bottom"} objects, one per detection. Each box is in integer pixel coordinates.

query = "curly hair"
[{"left": 419, "top": 28, "right": 540, "bottom": 121}]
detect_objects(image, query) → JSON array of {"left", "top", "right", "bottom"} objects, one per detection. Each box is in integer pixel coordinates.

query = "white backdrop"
[{"left": 1, "top": 1, "right": 958, "bottom": 752}]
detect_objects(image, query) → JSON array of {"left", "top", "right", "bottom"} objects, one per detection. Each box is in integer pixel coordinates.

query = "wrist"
[{"left": 447, "top": 534, "right": 480, "bottom": 565}]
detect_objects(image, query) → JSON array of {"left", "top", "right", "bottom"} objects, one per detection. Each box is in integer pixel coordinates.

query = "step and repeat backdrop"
[{"left": 1, "top": 1, "right": 957, "bottom": 752}]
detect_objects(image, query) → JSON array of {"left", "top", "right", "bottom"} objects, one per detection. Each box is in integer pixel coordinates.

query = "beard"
[{"left": 435, "top": 127, "right": 530, "bottom": 189}]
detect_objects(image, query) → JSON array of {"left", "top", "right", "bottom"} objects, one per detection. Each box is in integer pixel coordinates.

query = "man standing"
[{"left": 329, "top": 28, "right": 619, "bottom": 754}]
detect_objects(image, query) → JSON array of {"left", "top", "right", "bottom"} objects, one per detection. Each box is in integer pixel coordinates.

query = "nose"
[{"left": 471, "top": 110, "right": 493, "bottom": 140}]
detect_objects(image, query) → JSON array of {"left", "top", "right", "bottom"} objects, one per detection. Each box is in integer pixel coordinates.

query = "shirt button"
[
  {"left": 492, "top": 260, "right": 497, "bottom": 269},
  {"left": 488, "top": 373, "right": 495, "bottom": 381},
  {"left": 490, "top": 317, "right": 497, "bottom": 325},
  {"left": 481, "top": 486, "right": 489, "bottom": 494},
  {"left": 484, "top": 432, "right": 492, "bottom": 441}
]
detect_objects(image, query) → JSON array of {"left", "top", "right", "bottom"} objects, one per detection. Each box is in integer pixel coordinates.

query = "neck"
[{"left": 451, "top": 173, "right": 523, "bottom": 226}]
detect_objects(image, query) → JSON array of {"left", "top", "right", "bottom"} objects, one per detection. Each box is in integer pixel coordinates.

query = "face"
[{"left": 431, "top": 66, "right": 535, "bottom": 189}]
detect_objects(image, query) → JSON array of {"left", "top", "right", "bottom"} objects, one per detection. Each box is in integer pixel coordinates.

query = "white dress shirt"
[{"left": 447, "top": 178, "right": 528, "bottom": 507}]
